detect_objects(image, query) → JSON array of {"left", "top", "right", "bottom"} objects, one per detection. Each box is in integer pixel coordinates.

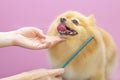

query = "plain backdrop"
[{"left": 0, "top": 0, "right": 120, "bottom": 79}]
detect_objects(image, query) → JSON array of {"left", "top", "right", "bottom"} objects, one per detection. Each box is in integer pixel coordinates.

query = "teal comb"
[{"left": 61, "top": 36, "right": 94, "bottom": 68}]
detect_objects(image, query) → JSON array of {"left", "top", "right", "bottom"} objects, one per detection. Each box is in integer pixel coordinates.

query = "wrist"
[{"left": 0, "top": 31, "right": 16, "bottom": 47}]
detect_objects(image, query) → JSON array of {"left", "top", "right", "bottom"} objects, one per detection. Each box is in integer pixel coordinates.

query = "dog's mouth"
[{"left": 57, "top": 24, "right": 78, "bottom": 36}]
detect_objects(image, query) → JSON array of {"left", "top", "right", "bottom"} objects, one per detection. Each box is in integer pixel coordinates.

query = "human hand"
[
  {"left": 13, "top": 27, "right": 64, "bottom": 49},
  {"left": 24, "top": 68, "right": 64, "bottom": 80},
  {"left": 0, "top": 68, "right": 64, "bottom": 80}
]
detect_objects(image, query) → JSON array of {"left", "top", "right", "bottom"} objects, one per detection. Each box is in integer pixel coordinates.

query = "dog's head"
[{"left": 48, "top": 11, "right": 95, "bottom": 38}]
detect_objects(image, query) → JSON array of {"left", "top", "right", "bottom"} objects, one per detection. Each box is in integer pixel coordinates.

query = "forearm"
[
  {"left": 0, "top": 73, "right": 27, "bottom": 80},
  {"left": 0, "top": 31, "right": 16, "bottom": 47}
]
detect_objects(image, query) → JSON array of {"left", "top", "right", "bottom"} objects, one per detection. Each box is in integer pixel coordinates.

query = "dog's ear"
[{"left": 88, "top": 15, "right": 96, "bottom": 26}]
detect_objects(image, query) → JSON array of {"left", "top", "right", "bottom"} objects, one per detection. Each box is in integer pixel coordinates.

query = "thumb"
[
  {"left": 33, "top": 27, "right": 46, "bottom": 38},
  {"left": 48, "top": 68, "right": 64, "bottom": 76}
]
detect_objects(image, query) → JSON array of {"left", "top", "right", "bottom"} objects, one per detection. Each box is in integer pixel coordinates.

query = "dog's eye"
[{"left": 72, "top": 19, "right": 79, "bottom": 25}]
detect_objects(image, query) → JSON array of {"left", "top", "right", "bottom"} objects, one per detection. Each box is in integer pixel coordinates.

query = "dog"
[{"left": 47, "top": 11, "right": 117, "bottom": 80}]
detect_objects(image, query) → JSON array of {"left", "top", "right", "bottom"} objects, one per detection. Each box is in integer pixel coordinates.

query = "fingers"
[
  {"left": 44, "top": 36, "right": 65, "bottom": 48},
  {"left": 24, "top": 68, "right": 64, "bottom": 80},
  {"left": 32, "top": 28, "right": 65, "bottom": 48},
  {"left": 47, "top": 68, "right": 64, "bottom": 76},
  {"left": 37, "top": 36, "right": 65, "bottom": 49},
  {"left": 33, "top": 28, "right": 46, "bottom": 38},
  {"left": 15, "top": 27, "right": 66, "bottom": 49},
  {"left": 18, "top": 27, "right": 46, "bottom": 38},
  {"left": 51, "top": 36, "right": 65, "bottom": 45}
]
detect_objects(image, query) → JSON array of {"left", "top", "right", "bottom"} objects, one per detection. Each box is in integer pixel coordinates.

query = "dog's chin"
[{"left": 56, "top": 23, "right": 78, "bottom": 36}]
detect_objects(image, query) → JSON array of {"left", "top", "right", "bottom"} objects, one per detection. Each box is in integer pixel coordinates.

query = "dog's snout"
[{"left": 60, "top": 18, "right": 66, "bottom": 23}]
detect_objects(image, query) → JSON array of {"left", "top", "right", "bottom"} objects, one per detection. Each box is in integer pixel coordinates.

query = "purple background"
[{"left": 0, "top": 0, "right": 119, "bottom": 79}]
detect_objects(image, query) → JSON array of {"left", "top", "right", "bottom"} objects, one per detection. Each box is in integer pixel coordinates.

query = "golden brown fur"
[{"left": 47, "top": 11, "right": 117, "bottom": 80}]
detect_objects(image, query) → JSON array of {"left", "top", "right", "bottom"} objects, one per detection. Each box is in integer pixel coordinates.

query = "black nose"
[{"left": 60, "top": 18, "right": 66, "bottom": 23}]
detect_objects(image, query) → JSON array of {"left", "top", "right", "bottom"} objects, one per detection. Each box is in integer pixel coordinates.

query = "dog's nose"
[{"left": 60, "top": 18, "right": 66, "bottom": 23}]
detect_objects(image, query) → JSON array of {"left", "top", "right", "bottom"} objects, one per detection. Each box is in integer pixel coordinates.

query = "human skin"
[
  {"left": 0, "top": 27, "right": 64, "bottom": 49},
  {"left": 0, "top": 27, "right": 65, "bottom": 80}
]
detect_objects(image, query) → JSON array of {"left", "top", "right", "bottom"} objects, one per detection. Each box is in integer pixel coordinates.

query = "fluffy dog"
[{"left": 47, "top": 11, "right": 117, "bottom": 80}]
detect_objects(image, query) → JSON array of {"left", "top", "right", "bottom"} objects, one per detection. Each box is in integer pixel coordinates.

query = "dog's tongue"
[{"left": 57, "top": 24, "right": 67, "bottom": 32}]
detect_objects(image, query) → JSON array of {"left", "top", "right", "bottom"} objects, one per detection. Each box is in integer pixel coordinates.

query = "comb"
[{"left": 61, "top": 36, "right": 94, "bottom": 68}]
